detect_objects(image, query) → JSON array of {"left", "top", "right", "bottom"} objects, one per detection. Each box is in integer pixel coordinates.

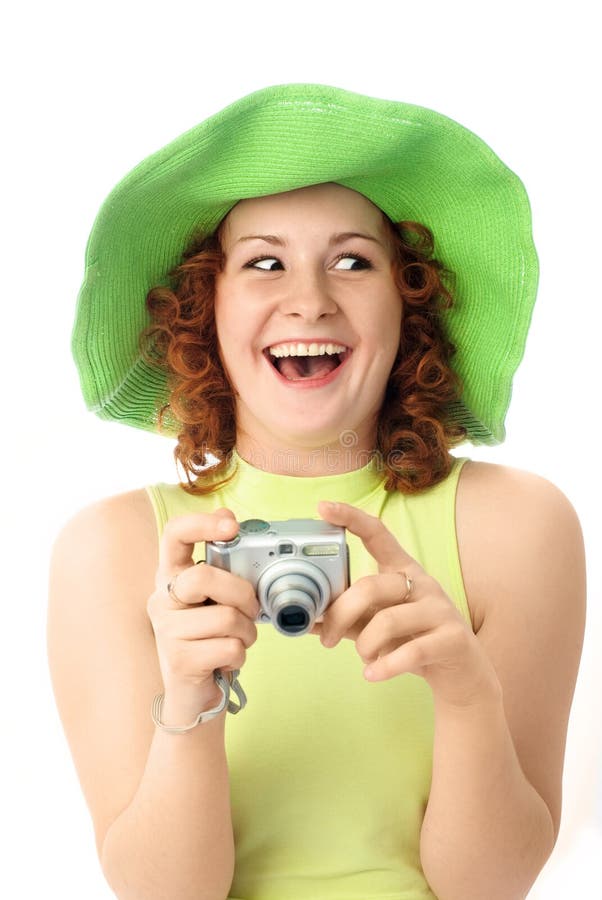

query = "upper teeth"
[{"left": 269, "top": 342, "right": 347, "bottom": 358}]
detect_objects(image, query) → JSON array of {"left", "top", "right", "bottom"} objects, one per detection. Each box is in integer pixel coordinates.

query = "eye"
[
  {"left": 333, "top": 254, "right": 372, "bottom": 271},
  {"left": 245, "top": 257, "right": 284, "bottom": 271}
]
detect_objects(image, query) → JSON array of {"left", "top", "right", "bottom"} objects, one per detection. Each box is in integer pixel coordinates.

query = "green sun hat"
[{"left": 72, "top": 83, "right": 538, "bottom": 444}]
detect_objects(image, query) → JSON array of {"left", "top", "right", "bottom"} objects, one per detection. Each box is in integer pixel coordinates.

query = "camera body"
[{"left": 205, "top": 518, "right": 349, "bottom": 636}]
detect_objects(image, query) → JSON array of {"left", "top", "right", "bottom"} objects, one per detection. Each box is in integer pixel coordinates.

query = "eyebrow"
[
  {"left": 235, "top": 234, "right": 285, "bottom": 245},
  {"left": 329, "top": 231, "right": 384, "bottom": 247},
  {"left": 233, "top": 231, "right": 384, "bottom": 247}
]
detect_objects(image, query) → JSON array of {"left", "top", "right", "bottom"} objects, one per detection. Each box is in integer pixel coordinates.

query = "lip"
[{"left": 262, "top": 345, "right": 352, "bottom": 389}]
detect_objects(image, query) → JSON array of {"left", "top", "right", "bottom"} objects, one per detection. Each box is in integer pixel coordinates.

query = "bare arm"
[
  {"left": 48, "top": 491, "right": 258, "bottom": 900},
  {"left": 315, "top": 463, "right": 585, "bottom": 900},
  {"left": 420, "top": 464, "right": 586, "bottom": 899}
]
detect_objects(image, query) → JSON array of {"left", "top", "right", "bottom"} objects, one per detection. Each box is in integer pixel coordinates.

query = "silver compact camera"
[{"left": 205, "top": 518, "right": 349, "bottom": 637}]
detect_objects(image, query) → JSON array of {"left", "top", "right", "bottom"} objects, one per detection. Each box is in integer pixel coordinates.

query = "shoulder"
[
  {"left": 48, "top": 485, "right": 160, "bottom": 633},
  {"left": 455, "top": 460, "right": 585, "bottom": 631},
  {"left": 455, "top": 459, "right": 582, "bottom": 535},
  {"left": 456, "top": 458, "right": 582, "bottom": 523},
  {"left": 51, "top": 488, "right": 159, "bottom": 571},
  {"left": 49, "top": 488, "right": 160, "bottom": 639}
]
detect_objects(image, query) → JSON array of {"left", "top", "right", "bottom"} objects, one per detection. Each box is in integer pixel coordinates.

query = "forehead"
[{"left": 221, "top": 183, "right": 388, "bottom": 238}]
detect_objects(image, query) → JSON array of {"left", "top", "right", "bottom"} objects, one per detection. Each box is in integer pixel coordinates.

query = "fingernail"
[
  {"left": 364, "top": 666, "right": 378, "bottom": 680},
  {"left": 321, "top": 501, "right": 338, "bottom": 511},
  {"left": 217, "top": 518, "right": 234, "bottom": 535},
  {"left": 322, "top": 635, "right": 337, "bottom": 648}
]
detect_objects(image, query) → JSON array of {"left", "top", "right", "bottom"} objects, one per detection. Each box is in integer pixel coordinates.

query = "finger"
[
  {"left": 319, "top": 572, "right": 414, "bottom": 646},
  {"left": 318, "top": 501, "right": 422, "bottom": 575},
  {"left": 158, "top": 508, "right": 239, "bottom": 575},
  {"left": 363, "top": 631, "right": 442, "bottom": 681},
  {"left": 355, "top": 600, "right": 433, "bottom": 663},
  {"left": 166, "top": 604, "right": 258, "bottom": 649},
  {"left": 164, "top": 564, "right": 260, "bottom": 620},
  {"left": 176, "top": 636, "right": 249, "bottom": 677}
]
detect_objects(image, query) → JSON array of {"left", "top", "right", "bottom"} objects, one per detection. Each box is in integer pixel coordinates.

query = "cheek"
[
  {"left": 214, "top": 286, "right": 243, "bottom": 349},
  {"left": 213, "top": 287, "right": 226, "bottom": 338},
  {"left": 213, "top": 297, "right": 239, "bottom": 380},
  {"left": 373, "top": 297, "right": 402, "bottom": 358},
  {"left": 214, "top": 280, "right": 233, "bottom": 324},
  {"left": 376, "top": 315, "right": 402, "bottom": 380}
]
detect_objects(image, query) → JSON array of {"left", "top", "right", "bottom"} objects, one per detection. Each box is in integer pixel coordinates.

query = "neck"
[{"left": 234, "top": 432, "right": 378, "bottom": 477}]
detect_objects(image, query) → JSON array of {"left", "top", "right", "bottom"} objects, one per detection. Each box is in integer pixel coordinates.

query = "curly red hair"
[{"left": 142, "top": 215, "right": 466, "bottom": 494}]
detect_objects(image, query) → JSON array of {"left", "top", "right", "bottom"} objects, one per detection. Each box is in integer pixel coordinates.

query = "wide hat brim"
[{"left": 72, "top": 83, "right": 538, "bottom": 444}]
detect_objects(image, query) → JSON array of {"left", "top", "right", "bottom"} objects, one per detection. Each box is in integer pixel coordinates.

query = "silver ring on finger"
[
  {"left": 167, "top": 573, "right": 187, "bottom": 608},
  {"left": 400, "top": 571, "right": 414, "bottom": 602}
]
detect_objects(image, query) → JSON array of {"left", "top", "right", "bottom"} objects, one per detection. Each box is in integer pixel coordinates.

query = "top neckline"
[{"left": 220, "top": 448, "right": 387, "bottom": 509}]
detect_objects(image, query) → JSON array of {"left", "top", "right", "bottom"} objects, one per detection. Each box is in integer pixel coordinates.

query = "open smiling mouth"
[{"left": 265, "top": 343, "right": 351, "bottom": 382}]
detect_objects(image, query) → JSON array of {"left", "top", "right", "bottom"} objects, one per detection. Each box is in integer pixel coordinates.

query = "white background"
[{"left": 3, "top": 1, "right": 600, "bottom": 897}]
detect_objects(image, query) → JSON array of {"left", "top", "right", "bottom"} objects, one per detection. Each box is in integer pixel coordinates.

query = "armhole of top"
[
  {"left": 144, "top": 484, "right": 168, "bottom": 538},
  {"left": 447, "top": 456, "right": 475, "bottom": 632}
]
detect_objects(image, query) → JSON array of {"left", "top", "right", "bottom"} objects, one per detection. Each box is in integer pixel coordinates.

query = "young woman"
[{"left": 48, "top": 84, "right": 586, "bottom": 900}]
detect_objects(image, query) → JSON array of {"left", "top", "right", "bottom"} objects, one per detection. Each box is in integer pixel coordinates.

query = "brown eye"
[
  {"left": 246, "top": 257, "right": 284, "bottom": 271},
  {"left": 333, "top": 255, "right": 372, "bottom": 270}
]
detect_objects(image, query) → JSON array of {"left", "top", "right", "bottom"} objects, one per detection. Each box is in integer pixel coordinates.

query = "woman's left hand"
[{"left": 312, "top": 501, "right": 501, "bottom": 709}]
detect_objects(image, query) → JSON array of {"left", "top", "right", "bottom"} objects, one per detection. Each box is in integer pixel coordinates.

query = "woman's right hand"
[{"left": 146, "top": 507, "right": 260, "bottom": 722}]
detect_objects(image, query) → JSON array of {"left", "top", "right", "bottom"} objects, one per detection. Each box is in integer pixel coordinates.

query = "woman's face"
[{"left": 214, "top": 183, "right": 402, "bottom": 461}]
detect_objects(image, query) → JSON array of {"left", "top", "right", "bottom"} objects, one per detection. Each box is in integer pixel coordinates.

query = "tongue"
[{"left": 278, "top": 354, "right": 339, "bottom": 381}]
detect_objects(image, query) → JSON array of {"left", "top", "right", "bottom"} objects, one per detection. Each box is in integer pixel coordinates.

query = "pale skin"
[{"left": 48, "top": 184, "right": 586, "bottom": 900}]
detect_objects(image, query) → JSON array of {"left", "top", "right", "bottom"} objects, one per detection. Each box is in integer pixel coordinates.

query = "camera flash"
[{"left": 303, "top": 544, "right": 340, "bottom": 557}]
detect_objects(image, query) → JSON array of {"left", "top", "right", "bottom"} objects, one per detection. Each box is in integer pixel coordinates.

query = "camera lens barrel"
[
  {"left": 267, "top": 575, "right": 319, "bottom": 635},
  {"left": 257, "top": 562, "right": 331, "bottom": 637}
]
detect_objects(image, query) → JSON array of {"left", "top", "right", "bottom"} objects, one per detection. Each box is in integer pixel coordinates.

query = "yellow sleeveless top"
[{"left": 146, "top": 452, "right": 473, "bottom": 900}]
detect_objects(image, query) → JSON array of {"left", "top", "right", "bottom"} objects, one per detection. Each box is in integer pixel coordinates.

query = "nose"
[{"left": 279, "top": 269, "right": 338, "bottom": 322}]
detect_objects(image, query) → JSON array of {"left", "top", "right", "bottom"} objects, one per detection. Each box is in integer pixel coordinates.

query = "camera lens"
[
  {"left": 257, "top": 563, "right": 332, "bottom": 637},
  {"left": 277, "top": 605, "right": 310, "bottom": 634}
]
